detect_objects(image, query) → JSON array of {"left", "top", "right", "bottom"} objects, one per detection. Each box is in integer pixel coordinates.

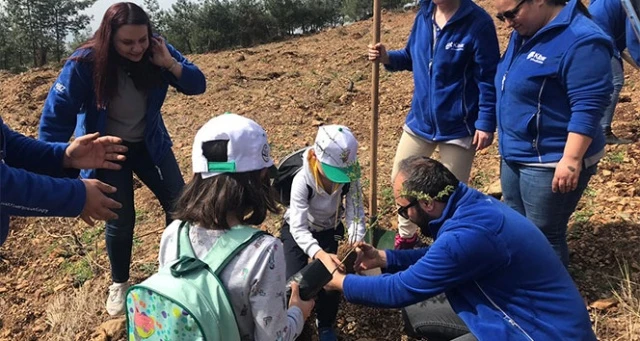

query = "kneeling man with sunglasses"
[{"left": 322, "top": 156, "right": 596, "bottom": 341}]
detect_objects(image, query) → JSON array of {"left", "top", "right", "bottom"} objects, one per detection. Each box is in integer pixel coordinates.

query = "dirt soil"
[{"left": 1, "top": 2, "right": 639, "bottom": 340}]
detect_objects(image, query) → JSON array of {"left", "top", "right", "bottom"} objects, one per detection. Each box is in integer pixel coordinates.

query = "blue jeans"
[
  {"left": 601, "top": 57, "right": 624, "bottom": 130},
  {"left": 500, "top": 160, "right": 597, "bottom": 266},
  {"left": 97, "top": 142, "right": 184, "bottom": 283}
]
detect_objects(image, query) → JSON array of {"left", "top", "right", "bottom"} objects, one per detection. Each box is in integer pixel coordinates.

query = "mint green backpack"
[{"left": 125, "top": 222, "right": 265, "bottom": 341}]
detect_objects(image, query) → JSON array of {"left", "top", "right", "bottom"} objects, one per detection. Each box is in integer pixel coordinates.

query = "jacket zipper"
[
  {"left": 462, "top": 62, "right": 472, "bottom": 135},
  {"left": 533, "top": 78, "right": 547, "bottom": 162},
  {"left": 428, "top": 10, "right": 440, "bottom": 140},
  {"left": 156, "top": 166, "right": 164, "bottom": 181},
  {"left": 475, "top": 282, "right": 535, "bottom": 340}
]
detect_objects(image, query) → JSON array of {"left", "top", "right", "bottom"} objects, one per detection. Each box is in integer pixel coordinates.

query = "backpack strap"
[
  {"left": 176, "top": 220, "right": 195, "bottom": 259},
  {"left": 172, "top": 223, "right": 266, "bottom": 277},
  {"left": 201, "top": 226, "right": 266, "bottom": 276}
]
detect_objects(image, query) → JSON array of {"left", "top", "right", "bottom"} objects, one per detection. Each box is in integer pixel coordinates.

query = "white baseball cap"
[
  {"left": 313, "top": 125, "right": 360, "bottom": 183},
  {"left": 192, "top": 113, "right": 275, "bottom": 179}
]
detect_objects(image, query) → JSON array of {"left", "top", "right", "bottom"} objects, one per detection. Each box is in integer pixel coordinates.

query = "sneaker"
[
  {"left": 106, "top": 282, "right": 130, "bottom": 316},
  {"left": 394, "top": 233, "right": 418, "bottom": 250},
  {"left": 605, "top": 129, "right": 631, "bottom": 145},
  {"left": 318, "top": 327, "right": 338, "bottom": 341}
]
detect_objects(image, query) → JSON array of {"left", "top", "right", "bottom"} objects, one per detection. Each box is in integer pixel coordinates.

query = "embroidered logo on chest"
[
  {"left": 526, "top": 51, "right": 547, "bottom": 65},
  {"left": 445, "top": 42, "right": 465, "bottom": 51}
]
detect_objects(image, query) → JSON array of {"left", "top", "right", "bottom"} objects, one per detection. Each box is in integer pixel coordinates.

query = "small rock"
[
  {"left": 32, "top": 323, "right": 47, "bottom": 333},
  {"left": 90, "top": 317, "right": 126, "bottom": 341},
  {"left": 0, "top": 287, "right": 8, "bottom": 294},
  {"left": 346, "top": 316, "right": 356, "bottom": 322},
  {"left": 602, "top": 169, "right": 612, "bottom": 176}
]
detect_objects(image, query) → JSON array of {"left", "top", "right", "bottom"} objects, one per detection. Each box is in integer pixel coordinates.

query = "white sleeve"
[
  {"left": 345, "top": 180, "right": 366, "bottom": 243},
  {"left": 288, "top": 172, "right": 322, "bottom": 258},
  {"left": 250, "top": 239, "right": 305, "bottom": 341},
  {"left": 158, "top": 221, "right": 181, "bottom": 267}
]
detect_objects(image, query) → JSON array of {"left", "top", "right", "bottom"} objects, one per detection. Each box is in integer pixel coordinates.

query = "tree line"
[
  {"left": 0, "top": 0, "right": 407, "bottom": 72},
  {"left": 146, "top": 0, "right": 406, "bottom": 55}
]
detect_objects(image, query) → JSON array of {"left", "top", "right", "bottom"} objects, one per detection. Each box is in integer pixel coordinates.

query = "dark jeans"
[
  {"left": 280, "top": 221, "right": 344, "bottom": 329},
  {"left": 402, "top": 294, "right": 476, "bottom": 341},
  {"left": 97, "top": 142, "right": 184, "bottom": 283},
  {"left": 500, "top": 160, "right": 597, "bottom": 267}
]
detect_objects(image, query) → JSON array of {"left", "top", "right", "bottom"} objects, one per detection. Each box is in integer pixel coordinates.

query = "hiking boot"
[
  {"left": 318, "top": 327, "right": 338, "bottom": 341},
  {"left": 394, "top": 233, "right": 418, "bottom": 250},
  {"left": 106, "top": 282, "right": 130, "bottom": 316},
  {"left": 605, "top": 129, "right": 631, "bottom": 145}
]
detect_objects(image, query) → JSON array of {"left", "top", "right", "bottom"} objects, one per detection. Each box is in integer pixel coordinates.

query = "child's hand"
[
  {"left": 315, "top": 250, "right": 345, "bottom": 273},
  {"left": 288, "top": 282, "right": 315, "bottom": 320}
]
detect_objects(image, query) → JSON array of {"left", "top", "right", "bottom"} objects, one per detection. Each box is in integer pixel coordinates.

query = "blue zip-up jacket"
[
  {"left": 589, "top": 0, "right": 640, "bottom": 62},
  {"left": 343, "top": 184, "right": 596, "bottom": 340},
  {"left": 496, "top": 0, "right": 613, "bottom": 164},
  {"left": 0, "top": 116, "right": 85, "bottom": 246},
  {"left": 38, "top": 42, "right": 206, "bottom": 178},
  {"left": 386, "top": 0, "right": 499, "bottom": 141}
]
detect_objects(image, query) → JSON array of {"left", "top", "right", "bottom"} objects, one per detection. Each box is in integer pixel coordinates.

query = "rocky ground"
[{"left": 1, "top": 2, "right": 639, "bottom": 340}]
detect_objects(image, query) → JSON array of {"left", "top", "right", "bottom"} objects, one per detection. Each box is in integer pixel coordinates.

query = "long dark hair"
[
  {"left": 75, "top": 2, "right": 161, "bottom": 108},
  {"left": 173, "top": 140, "right": 281, "bottom": 230}
]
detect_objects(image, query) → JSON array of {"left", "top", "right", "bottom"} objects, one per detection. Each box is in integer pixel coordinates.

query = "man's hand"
[
  {"left": 353, "top": 241, "right": 387, "bottom": 272},
  {"left": 324, "top": 272, "right": 346, "bottom": 292},
  {"left": 80, "top": 179, "right": 122, "bottom": 226},
  {"left": 63, "top": 132, "right": 127, "bottom": 170}
]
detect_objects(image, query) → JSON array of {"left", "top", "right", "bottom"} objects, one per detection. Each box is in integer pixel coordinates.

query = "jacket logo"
[
  {"left": 54, "top": 82, "right": 66, "bottom": 93},
  {"left": 526, "top": 51, "right": 547, "bottom": 65},
  {"left": 445, "top": 42, "right": 465, "bottom": 51}
]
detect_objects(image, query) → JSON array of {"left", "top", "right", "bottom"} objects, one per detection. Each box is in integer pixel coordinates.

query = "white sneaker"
[{"left": 106, "top": 282, "right": 130, "bottom": 316}]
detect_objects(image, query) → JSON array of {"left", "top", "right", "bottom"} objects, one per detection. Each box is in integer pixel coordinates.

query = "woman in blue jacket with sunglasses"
[
  {"left": 38, "top": 2, "right": 206, "bottom": 316},
  {"left": 368, "top": 0, "right": 500, "bottom": 250},
  {"left": 494, "top": 0, "right": 613, "bottom": 266},
  {"left": 589, "top": 0, "right": 639, "bottom": 144}
]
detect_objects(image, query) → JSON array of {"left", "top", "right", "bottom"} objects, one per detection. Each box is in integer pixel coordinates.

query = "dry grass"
[
  {"left": 591, "top": 260, "right": 640, "bottom": 341},
  {"left": 45, "top": 284, "right": 104, "bottom": 341}
]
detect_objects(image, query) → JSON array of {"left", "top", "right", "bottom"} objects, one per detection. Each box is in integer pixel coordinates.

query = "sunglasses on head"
[
  {"left": 397, "top": 200, "right": 418, "bottom": 219},
  {"left": 496, "top": 0, "right": 527, "bottom": 22}
]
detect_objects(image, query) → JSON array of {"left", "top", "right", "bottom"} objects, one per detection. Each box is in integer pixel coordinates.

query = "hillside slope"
[{"left": 1, "top": 3, "right": 639, "bottom": 340}]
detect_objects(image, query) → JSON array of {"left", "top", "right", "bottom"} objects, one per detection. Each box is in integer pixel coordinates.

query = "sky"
[{"left": 84, "top": 0, "right": 178, "bottom": 32}]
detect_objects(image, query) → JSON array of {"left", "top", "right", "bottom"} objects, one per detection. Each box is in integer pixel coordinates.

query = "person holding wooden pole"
[{"left": 367, "top": 0, "right": 500, "bottom": 250}]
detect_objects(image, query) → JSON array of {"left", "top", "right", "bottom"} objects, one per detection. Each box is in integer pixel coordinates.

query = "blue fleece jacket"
[
  {"left": 343, "top": 184, "right": 595, "bottom": 340},
  {"left": 38, "top": 42, "right": 206, "bottom": 178},
  {"left": 496, "top": 0, "right": 612, "bottom": 164},
  {"left": 589, "top": 0, "right": 640, "bottom": 62},
  {"left": 0, "top": 116, "right": 85, "bottom": 246},
  {"left": 385, "top": 0, "right": 499, "bottom": 141}
]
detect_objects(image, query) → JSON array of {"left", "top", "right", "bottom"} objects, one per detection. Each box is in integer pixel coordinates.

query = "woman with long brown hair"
[{"left": 38, "top": 2, "right": 206, "bottom": 315}]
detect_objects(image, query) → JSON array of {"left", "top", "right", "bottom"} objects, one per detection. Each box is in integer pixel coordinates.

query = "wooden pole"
[{"left": 369, "top": 0, "right": 382, "bottom": 242}]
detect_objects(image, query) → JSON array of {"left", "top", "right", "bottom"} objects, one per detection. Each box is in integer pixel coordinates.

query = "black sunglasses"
[
  {"left": 496, "top": 0, "right": 527, "bottom": 22},
  {"left": 397, "top": 200, "right": 419, "bottom": 219}
]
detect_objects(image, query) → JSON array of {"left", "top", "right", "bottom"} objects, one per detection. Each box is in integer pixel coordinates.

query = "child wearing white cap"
[
  {"left": 280, "top": 124, "right": 366, "bottom": 341},
  {"left": 157, "top": 113, "right": 314, "bottom": 341}
]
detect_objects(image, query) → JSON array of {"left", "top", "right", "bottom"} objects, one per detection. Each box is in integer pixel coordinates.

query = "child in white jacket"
[{"left": 280, "top": 125, "right": 366, "bottom": 341}]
